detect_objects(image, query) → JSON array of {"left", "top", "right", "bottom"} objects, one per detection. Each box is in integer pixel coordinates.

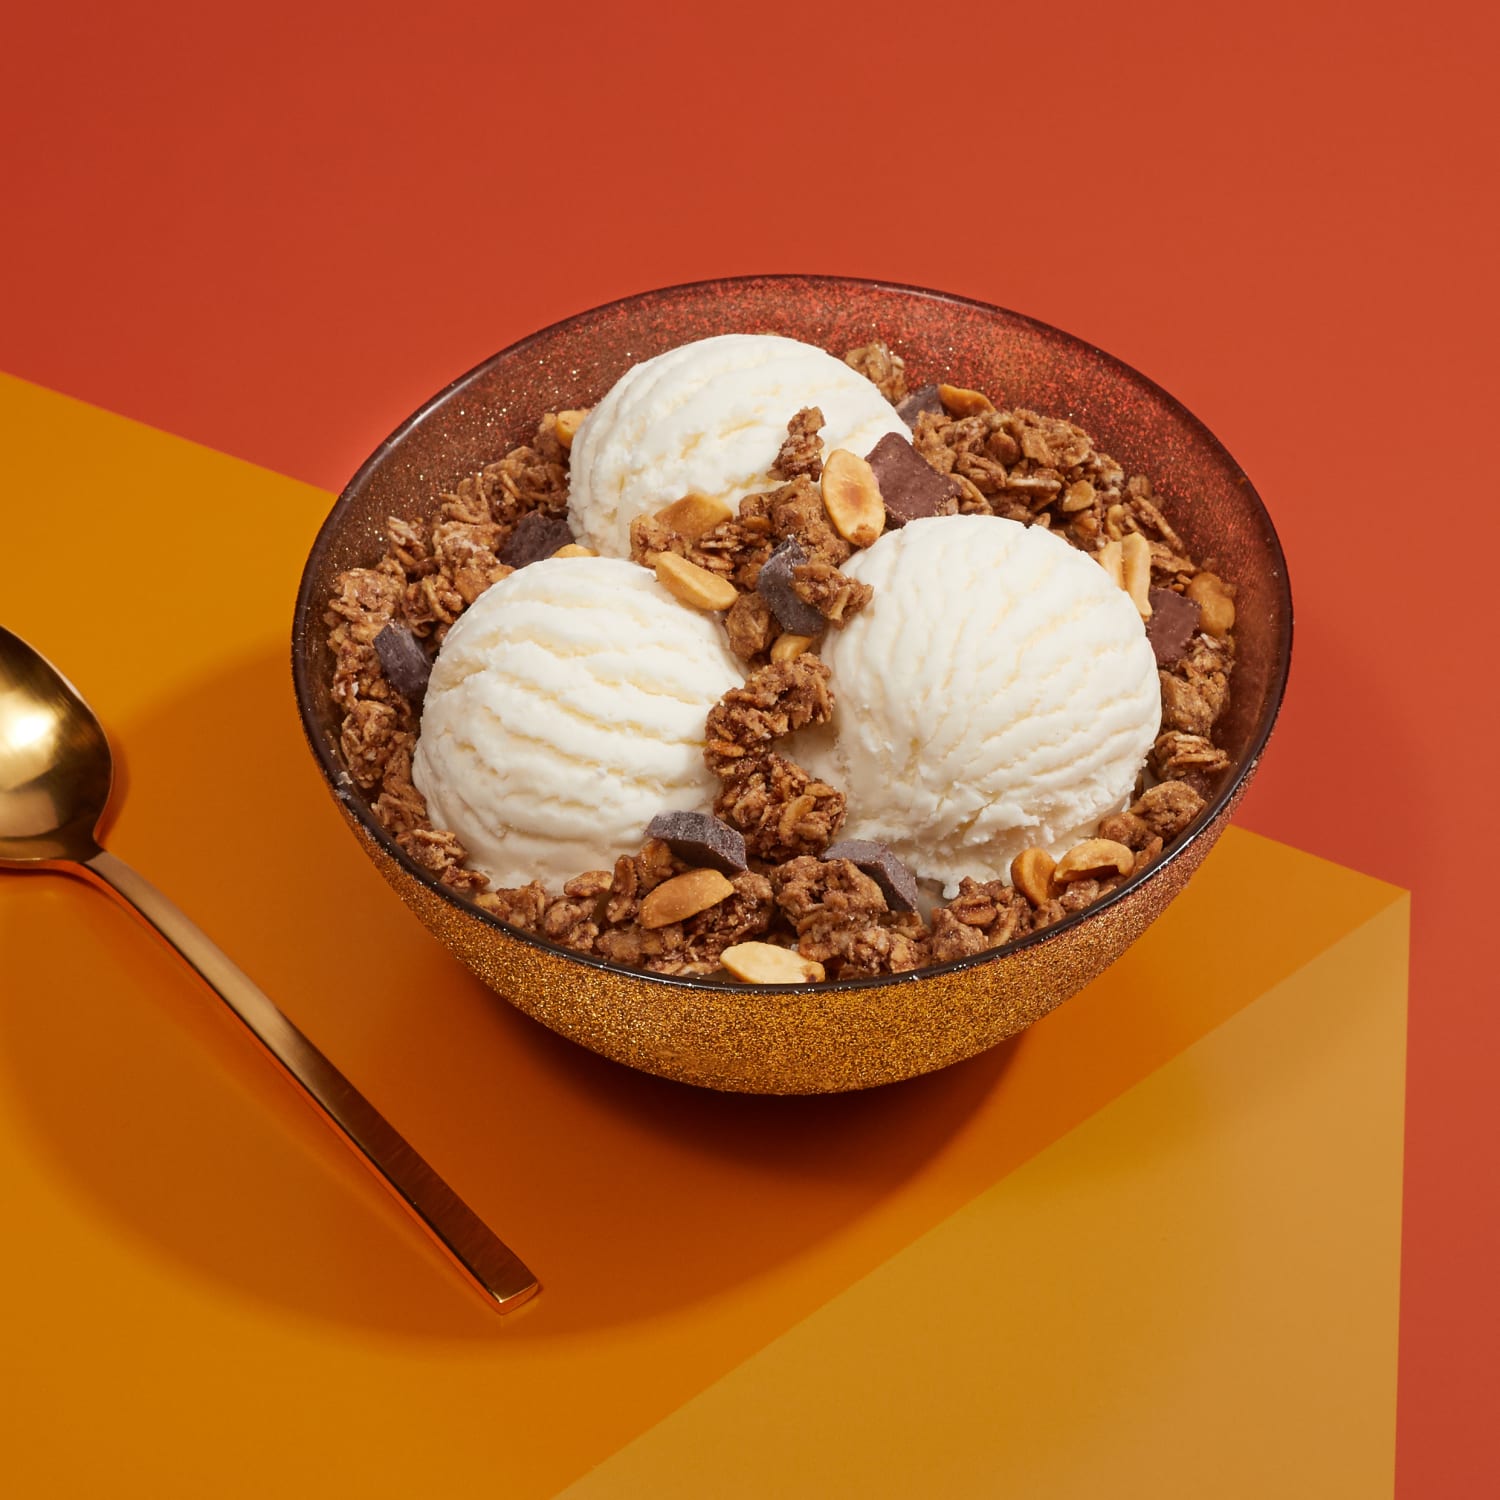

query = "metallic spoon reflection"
[{"left": 0, "top": 624, "right": 538, "bottom": 1313}]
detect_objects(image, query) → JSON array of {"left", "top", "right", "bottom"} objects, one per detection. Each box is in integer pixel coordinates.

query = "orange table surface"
[{"left": 1, "top": 375, "right": 1405, "bottom": 1495}]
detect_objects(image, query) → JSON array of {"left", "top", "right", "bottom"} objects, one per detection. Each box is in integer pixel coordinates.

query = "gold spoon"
[{"left": 0, "top": 624, "right": 538, "bottom": 1313}]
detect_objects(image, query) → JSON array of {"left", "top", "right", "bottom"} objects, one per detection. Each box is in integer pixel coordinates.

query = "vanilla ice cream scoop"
[
  {"left": 567, "top": 333, "right": 909, "bottom": 558},
  {"left": 800, "top": 515, "right": 1161, "bottom": 896},
  {"left": 412, "top": 557, "right": 742, "bottom": 891}
]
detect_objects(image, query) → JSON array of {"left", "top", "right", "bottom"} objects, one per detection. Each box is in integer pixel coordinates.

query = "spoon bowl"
[
  {"left": 0, "top": 624, "right": 538, "bottom": 1311},
  {"left": 0, "top": 626, "right": 111, "bottom": 865}
]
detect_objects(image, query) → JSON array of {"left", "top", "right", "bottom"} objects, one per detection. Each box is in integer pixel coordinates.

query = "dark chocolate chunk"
[
  {"left": 755, "top": 537, "right": 826, "bottom": 635},
  {"left": 645, "top": 810, "right": 748, "bottom": 875},
  {"left": 896, "top": 383, "right": 944, "bottom": 427},
  {"left": 1146, "top": 588, "right": 1203, "bottom": 666},
  {"left": 865, "top": 432, "right": 963, "bottom": 527},
  {"left": 373, "top": 623, "right": 432, "bottom": 705},
  {"left": 822, "top": 838, "right": 920, "bottom": 913},
  {"left": 500, "top": 511, "right": 575, "bottom": 569}
]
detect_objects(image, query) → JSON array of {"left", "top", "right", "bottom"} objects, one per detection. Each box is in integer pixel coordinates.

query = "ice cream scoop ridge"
[
  {"left": 567, "top": 333, "right": 909, "bottom": 558},
  {"left": 412, "top": 557, "right": 742, "bottom": 891},
  {"left": 801, "top": 515, "right": 1162, "bottom": 895}
]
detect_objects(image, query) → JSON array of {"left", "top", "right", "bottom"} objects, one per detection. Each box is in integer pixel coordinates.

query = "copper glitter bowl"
[{"left": 291, "top": 276, "right": 1292, "bottom": 1094}]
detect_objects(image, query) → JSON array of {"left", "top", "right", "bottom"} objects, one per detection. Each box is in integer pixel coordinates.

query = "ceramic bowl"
[{"left": 291, "top": 276, "right": 1291, "bottom": 1094}]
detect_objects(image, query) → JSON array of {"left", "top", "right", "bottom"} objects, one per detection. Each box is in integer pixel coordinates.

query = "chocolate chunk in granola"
[
  {"left": 500, "top": 511, "right": 575, "bottom": 569},
  {"left": 373, "top": 623, "right": 432, "bottom": 705},
  {"left": 896, "top": 383, "right": 944, "bottom": 427},
  {"left": 1145, "top": 588, "right": 1202, "bottom": 666},
  {"left": 756, "top": 537, "right": 827, "bottom": 635},
  {"left": 865, "top": 432, "right": 962, "bottom": 526},
  {"left": 644, "top": 811, "right": 749, "bottom": 876},
  {"left": 821, "top": 839, "right": 919, "bottom": 913}
]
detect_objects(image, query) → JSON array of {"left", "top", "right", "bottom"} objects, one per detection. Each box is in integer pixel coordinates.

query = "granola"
[
  {"left": 929, "top": 879, "right": 1035, "bottom": 961},
  {"left": 772, "top": 858, "right": 929, "bottom": 978},
  {"left": 323, "top": 338, "right": 1241, "bottom": 984},
  {"left": 597, "top": 868, "right": 776, "bottom": 976},
  {"left": 702, "top": 656, "right": 836, "bottom": 775},
  {"left": 842, "top": 341, "right": 908, "bottom": 405},
  {"left": 739, "top": 474, "right": 854, "bottom": 571},
  {"left": 714, "top": 753, "right": 846, "bottom": 863},
  {"left": 788, "top": 560, "right": 873, "bottom": 627},
  {"left": 723, "top": 591, "right": 780, "bottom": 662},
  {"left": 770, "top": 405, "right": 826, "bottom": 482}
]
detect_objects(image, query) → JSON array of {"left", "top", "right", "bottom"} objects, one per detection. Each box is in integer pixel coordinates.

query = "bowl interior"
[{"left": 292, "top": 275, "right": 1291, "bottom": 988}]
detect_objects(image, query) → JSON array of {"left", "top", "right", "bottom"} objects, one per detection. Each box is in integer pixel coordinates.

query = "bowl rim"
[{"left": 291, "top": 272, "right": 1293, "bottom": 995}]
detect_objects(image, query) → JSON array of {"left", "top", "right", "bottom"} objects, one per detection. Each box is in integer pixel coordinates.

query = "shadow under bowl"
[{"left": 291, "top": 275, "right": 1292, "bottom": 1095}]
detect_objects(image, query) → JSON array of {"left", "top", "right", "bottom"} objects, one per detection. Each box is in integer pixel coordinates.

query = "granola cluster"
[
  {"left": 1153, "top": 633, "right": 1234, "bottom": 788},
  {"left": 924, "top": 779, "right": 1206, "bottom": 965},
  {"left": 322, "top": 337, "right": 1240, "bottom": 984},
  {"left": 471, "top": 840, "right": 777, "bottom": 977},
  {"left": 843, "top": 340, "right": 908, "bottom": 405},
  {"left": 628, "top": 431, "right": 875, "bottom": 668},
  {"left": 322, "top": 417, "right": 568, "bottom": 891},
  {"left": 704, "top": 656, "right": 846, "bottom": 862},
  {"left": 770, "top": 404, "right": 827, "bottom": 481},
  {"left": 773, "top": 856, "right": 929, "bottom": 978}
]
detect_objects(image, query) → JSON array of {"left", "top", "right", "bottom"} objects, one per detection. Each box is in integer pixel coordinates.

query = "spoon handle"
[{"left": 79, "top": 847, "right": 539, "bottom": 1312}]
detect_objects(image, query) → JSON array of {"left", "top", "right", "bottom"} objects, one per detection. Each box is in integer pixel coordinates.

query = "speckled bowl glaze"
[{"left": 292, "top": 276, "right": 1292, "bottom": 1094}]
